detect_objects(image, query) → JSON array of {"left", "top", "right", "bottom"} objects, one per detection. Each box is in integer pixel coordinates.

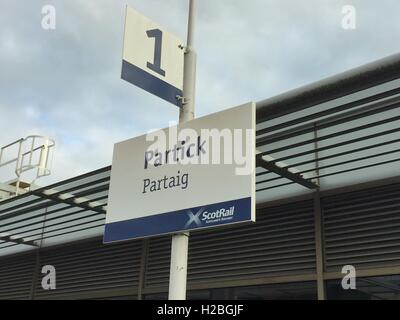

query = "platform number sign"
[
  {"left": 146, "top": 29, "right": 166, "bottom": 77},
  {"left": 121, "top": 6, "right": 184, "bottom": 106}
]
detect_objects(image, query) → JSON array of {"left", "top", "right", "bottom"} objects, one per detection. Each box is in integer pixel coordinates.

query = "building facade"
[{"left": 1, "top": 53, "right": 400, "bottom": 300}]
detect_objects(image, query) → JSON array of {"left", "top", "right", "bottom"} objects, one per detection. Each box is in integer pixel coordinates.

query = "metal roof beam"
[
  {"left": 256, "top": 154, "right": 319, "bottom": 190},
  {"left": 0, "top": 232, "right": 37, "bottom": 247},
  {"left": 33, "top": 188, "right": 106, "bottom": 214}
]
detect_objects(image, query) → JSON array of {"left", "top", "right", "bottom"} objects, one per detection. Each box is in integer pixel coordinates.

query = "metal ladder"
[{"left": 0, "top": 135, "right": 55, "bottom": 198}]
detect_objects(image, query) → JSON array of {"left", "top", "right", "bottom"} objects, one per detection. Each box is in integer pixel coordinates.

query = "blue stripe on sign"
[
  {"left": 103, "top": 197, "right": 252, "bottom": 243},
  {"left": 121, "top": 60, "right": 183, "bottom": 107}
]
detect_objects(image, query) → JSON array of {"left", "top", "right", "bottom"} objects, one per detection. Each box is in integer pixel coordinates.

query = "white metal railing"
[{"left": 0, "top": 135, "right": 55, "bottom": 196}]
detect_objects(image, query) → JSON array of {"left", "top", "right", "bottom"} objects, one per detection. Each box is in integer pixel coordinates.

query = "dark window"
[
  {"left": 144, "top": 292, "right": 168, "bottom": 300},
  {"left": 327, "top": 275, "right": 400, "bottom": 300},
  {"left": 212, "top": 282, "right": 317, "bottom": 300},
  {"left": 144, "top": 282, "right": 317, "bottom": 300},
  {"left": 144, "top": 290, "right": 210, "bottom": 300}
]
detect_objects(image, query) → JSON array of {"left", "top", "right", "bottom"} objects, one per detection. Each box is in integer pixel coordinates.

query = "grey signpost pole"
[{"left": 168, "top": 0, "right": 197, "bottom": 300}]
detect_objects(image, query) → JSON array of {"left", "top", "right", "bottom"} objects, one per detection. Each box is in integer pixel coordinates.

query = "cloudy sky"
[{"left": 1, "top": 0, "right": 400, "bottom": 186}]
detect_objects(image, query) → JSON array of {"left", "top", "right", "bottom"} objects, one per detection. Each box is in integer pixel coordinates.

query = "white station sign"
[
  {"left": 104, "top": 103, "right": 256, "bottom": 243},
  {"left": 121, "top": 6, "right": 184, "bottom": 106}
]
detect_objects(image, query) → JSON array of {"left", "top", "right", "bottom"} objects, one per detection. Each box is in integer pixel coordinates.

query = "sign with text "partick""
[
  {"left": 103, "top": 103, "right": 256, "bottom": 243},
  {"left": 121, "top": 6, "right": 184, "bottom": 106}
]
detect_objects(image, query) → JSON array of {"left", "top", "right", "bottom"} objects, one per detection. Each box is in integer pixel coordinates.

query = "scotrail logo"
[
  {"left": 184, "top": 208, "right": 204, "bottom": 228},
  {"left": 185, "top": 206, "right": 235, "bottom": 228}
]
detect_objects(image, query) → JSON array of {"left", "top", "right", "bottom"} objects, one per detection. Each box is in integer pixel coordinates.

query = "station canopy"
[{"left": 1, "top": 53, "right": 400, "bottom": 256}]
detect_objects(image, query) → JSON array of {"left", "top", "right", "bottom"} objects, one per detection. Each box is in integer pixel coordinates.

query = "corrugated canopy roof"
[{"left": 1, "top": 53, "right": 400, "bottom": 255}]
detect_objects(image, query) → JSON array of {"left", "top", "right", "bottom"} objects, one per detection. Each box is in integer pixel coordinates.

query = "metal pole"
[
  {"left": 179, "top": 0, "right": 197, "bottom": 123},
  {"left": 313, "top": 191, "right": 326, "bottom": 300},
  {"left": 168, "top": 0, "right": 197, "bottom": 300}
]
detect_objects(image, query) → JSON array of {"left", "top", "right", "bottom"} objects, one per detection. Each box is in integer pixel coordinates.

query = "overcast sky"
[{"left": 1, "top": 0, "right": 400, "bottom": 185}]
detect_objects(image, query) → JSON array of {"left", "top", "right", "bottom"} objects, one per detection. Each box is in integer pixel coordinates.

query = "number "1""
[{"left": 146, "top": 29, "right": 166, "bottom": 77}]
